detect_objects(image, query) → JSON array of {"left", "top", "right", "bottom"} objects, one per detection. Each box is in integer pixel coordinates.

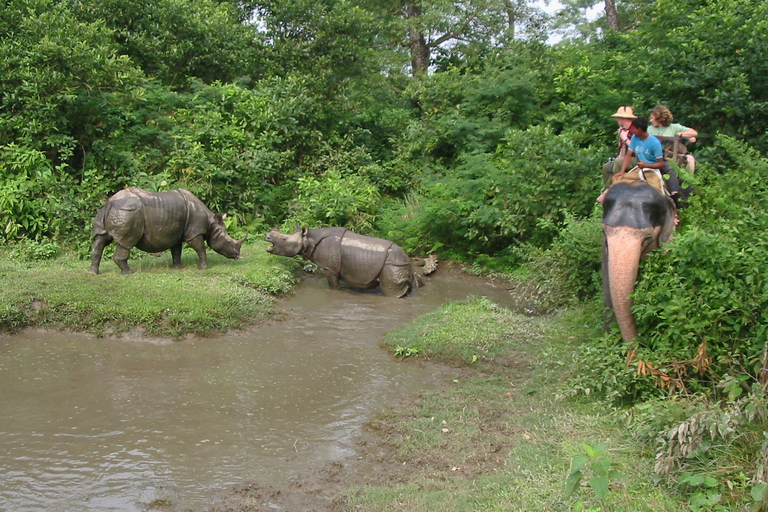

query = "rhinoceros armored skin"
[
  {"left": 89, "top": 187, "right": 246, "bottom": 275},
  {"left": 265, "top": 226, "right": 421, "bottom": 297}
]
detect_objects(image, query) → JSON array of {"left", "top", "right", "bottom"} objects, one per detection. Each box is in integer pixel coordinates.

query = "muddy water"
[{"left": 0, "top": 268, "right": 514, "bottom": 511}]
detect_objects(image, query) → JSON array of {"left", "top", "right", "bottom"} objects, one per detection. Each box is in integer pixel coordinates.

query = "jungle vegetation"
[{"left": 2, "top": 0, "right": 768, "bottom": 509}]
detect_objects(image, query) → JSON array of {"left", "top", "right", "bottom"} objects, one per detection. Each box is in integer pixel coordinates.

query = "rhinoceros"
[
  {"left": 88, "top": 187, "right": 247, "bottom": 275},
  {"left": 265, "top": 225, "right": 421, "bottom": 297}
]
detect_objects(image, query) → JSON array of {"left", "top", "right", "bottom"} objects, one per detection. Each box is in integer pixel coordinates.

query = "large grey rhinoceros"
[
  {"left": 265, "top": 225, "right": 421, "bottom": 297},
  {"left": 89, "top": 187, "right": 247, "bottom": 275}
]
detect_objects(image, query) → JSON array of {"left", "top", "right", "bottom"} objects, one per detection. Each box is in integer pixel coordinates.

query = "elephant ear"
[{"left": 659, "top": 199, "right": 677, "bottom": 245}]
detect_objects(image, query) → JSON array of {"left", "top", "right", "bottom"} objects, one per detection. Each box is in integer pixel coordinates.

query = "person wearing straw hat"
[{"left": 602, "top": 106, "right": 639, "bottom": 187}]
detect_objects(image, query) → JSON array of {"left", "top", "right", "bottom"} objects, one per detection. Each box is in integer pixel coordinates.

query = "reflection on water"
[{"left": 0, "top": 268, "right": 514, "bottom": 511}]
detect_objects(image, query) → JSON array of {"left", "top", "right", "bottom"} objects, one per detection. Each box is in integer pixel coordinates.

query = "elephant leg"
[
  {"left": 170, "top": 243, "right": 184, "bottom": 269},
  {"left": 113, "top": 244, "right": 134, "bottom": 274},
  {"left": 88, "top": 234, "right": 113, "bottom": 275},
  {"left": 379, "top": 264, "right": 412, "bottom": 297},
  {"left": 187, "top": 236, "right": 209, "bottom": 269}
]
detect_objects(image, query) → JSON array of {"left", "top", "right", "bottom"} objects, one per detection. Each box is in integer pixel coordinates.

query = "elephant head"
[{"left": 602, "top": 181, "right": 676, "bottom": 341}]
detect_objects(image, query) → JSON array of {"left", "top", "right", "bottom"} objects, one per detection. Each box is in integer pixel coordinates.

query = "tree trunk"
[
  {"left": 406, "top": 3, "right": 430, "bottom": 76},
  {"left": 604, "top": 0, "right": 619, "bottom": 31},
  {"left": 503, "top": 0, "right": 516, "bottom": 42}
]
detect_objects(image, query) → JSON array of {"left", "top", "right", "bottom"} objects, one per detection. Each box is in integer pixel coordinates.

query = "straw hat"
[{"left": 611, "top": 106, "right": 636, "bottom": 119}]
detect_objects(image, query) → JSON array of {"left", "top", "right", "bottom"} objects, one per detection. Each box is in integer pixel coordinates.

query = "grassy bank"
[
  {"left": 0, "top": 240, "right": 298, "bottom": 339},
  {"left": 345, "top": 297, "right": 687, "bottom": 511}
]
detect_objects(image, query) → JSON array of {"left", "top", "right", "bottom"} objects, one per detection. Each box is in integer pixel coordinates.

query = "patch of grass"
[
  {"left": 380, "top": 296, "right": 546, "bottom": 366},
  {"left": 0, "top": 240, "right": 299, "bottom": 338},
  {"left": 345, "top": 299, "right": 686, "bottom": 511}
]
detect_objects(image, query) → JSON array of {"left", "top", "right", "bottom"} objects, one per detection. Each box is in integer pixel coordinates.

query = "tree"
[
  {"left": 68, "top": 0, "right": 263, "bottom": 88},
  {"left": 552, "top": 0, "right": 654, "bottom": 39},
  {"left": 604, "top": 0, "right": 619, "bottom": 30},
  {"left": 391, "top": 0, "right": 548, "bottom": 76}
]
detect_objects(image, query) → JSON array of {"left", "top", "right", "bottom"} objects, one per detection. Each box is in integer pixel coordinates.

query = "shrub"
[
  {"left": 291, "top": 169, "right": 381, "bottom": 233},
  {"left": 632, "top": 135, "right": 768, "bottom": 386},
  {"left": 410, "top": 126, "right": 602, "bottom": 256}
]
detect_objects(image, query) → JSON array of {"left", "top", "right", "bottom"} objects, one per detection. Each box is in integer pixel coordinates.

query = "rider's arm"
[
  {"left": 638, "top": 157, "right": 665, "bottom": 170},
  {"left": 613, "top": 149, "right": 635, "bottom": 181}
]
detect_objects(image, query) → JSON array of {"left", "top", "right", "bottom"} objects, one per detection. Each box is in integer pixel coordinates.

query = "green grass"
[
  {"left": 347, "top": 300, "right": 688, "bottom": 512},
  {"left": 380, "top": 296, "right": 545, "bottom": 365},
  {"left": 0, "top": 240, "right": 299, "bottom": 338}
]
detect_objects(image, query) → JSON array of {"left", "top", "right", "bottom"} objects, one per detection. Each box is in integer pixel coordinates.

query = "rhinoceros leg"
[
  {"left": 113, "top": 244, "right": 134, "bottom": 274},
  {"left": 325, "top": 272, "right": 341, "bottom": 290},
  {"left": 88, "top": 234, "right": 113, "bottom": 275},
  {"left": 170, "top": 243, "right": 184, "bottom": 269},
  {"left": 187, "top": 235, "right": 209, "bottom": 269},
  {"left": 379, "top": 264, "right": 413, "bottom": 297}
]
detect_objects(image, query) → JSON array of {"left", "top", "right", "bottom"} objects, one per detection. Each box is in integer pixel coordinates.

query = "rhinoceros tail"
[{"left": 92, "top": 204, "right": 109, "bottom": 236}]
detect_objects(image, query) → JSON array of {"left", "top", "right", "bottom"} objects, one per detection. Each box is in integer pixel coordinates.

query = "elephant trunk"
[{"left": 603, "top": 225, "right": 650, "bottom": 342}]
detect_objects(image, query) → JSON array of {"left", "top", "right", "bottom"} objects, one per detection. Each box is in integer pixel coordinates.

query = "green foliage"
[
  {"left": 513, "top": 209, "right": 603, "bottom": 313},
  {"left": 678, "top": 473, "right": 723, "bottom": 512},
  {"left": 565, "top": 442, "right": 626, "bottom": 506},
  {"left": 632, "top": 135, "right": 768, "bottom": 383},
  {"left": 625, "top": 388, "right": 768, "bottom": 511},
  {"left": 164, "top": 78, "right": 322, "bottom": 223},
  {"left": 411, "top": 126, "right": 601, "bottom": 255},
  {"left": 70, "top": 0, "right": 261, "bottom": 88},
  {"left": 408, "top": 53, "right": 539, "bottom": 160},
  {"left": 293, "top": 170, "right": 381, "bottom": 232},
  {"left": 0, "top": 145, "right": 52, "bottom": 240},
  {"left": 568, "top": 333, "right": 664, "bottom": 405},
  {"left": 5, "top": 238, "right": 60, "bottom": 261},
  {"left": 393, "top": 344, "right": 422, "bottom": 358},
  {"left": 0, "top": 0, "right": 145, "bottom": 161},
  {"left": 626, "top": 0, "right": 768, "bottom": 152}
]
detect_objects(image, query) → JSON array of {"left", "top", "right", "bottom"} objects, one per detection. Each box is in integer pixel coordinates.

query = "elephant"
[
  {"left": 89, "top": 187, "right": 247, "bottom": 275},
  {"left": 601, "top": 181, "right": 676, "bottom": 341},
  {"left": 264, "top": 225, "right": 422, "bottom": 297}
]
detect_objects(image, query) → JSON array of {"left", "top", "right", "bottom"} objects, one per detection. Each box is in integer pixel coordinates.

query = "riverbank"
[
  {"left": 0, "top": 241, "right": 299, "bottom": 339},
  {"left": 0, "top": 246, "right": 687, "bottom": 511},
  {"left": 202, "top": 297, "right": 685, "bottom": 512}
]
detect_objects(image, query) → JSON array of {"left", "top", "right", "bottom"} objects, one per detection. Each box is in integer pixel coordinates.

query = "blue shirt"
[{"left": 628, "top": 134, "right": 663, "bottom": 165}]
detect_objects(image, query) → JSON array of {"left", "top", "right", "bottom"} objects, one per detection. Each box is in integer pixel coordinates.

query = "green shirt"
[{"left": 647, "top": 123, "right": 689, "bottom": 137}]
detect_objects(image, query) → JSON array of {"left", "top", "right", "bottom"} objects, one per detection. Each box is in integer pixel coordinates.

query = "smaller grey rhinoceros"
[
  {"left": 265, "top": 225, "right": 421, "bottom": 297},
  {"left": 89, "top": 187, "right": 247, "bottom": 275}
]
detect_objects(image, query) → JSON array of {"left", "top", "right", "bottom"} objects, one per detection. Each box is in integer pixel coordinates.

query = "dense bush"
[
  {"left": 402, "top": 126, "right": 601, "bottom": 256},
  {"left": 632, "top": 136, "right": 768, "bottom": 387},
  {"left": 515, "top": 209, "right": 604, "bottom": 313}
]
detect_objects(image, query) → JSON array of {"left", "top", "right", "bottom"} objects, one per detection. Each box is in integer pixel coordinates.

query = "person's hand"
[{"left": 612, "top": 172, "right": 625, "bottom": 182}]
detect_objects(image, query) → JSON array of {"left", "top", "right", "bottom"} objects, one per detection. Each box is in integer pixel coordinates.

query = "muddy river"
[{"left": 0, "top": 268, "right": 515, "bottom": 511}]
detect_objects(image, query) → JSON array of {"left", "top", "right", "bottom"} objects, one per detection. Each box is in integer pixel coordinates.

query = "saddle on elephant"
[{"left": 613, "top": 165, "right": 670, "bottom": 197}]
